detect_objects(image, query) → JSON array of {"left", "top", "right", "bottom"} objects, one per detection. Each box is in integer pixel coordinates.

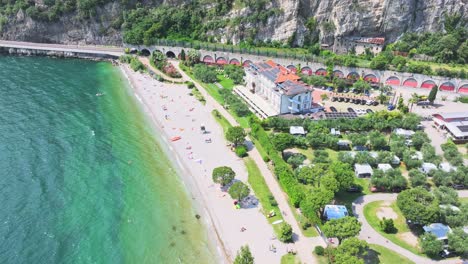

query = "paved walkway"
[
  {"left": 138, "top": 57, "right": 187, "bottom": 83},
  {"left": 353, "top": 191, "right": 468, "bottom": 264},
  {"left": 172, "top": 60, "right": 325, "bottom": 264},
  {"left": 0, "top": 40, "right": 123, "bottom": 56}
]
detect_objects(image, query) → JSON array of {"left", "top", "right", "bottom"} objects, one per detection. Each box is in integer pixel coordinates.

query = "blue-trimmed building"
[{"left": 324, "top": 205, "right": 349, "bottom": 221}]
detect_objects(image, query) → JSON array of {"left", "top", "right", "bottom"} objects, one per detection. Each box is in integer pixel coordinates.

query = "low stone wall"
[{"left": 0, "top": 47, "right": 119, "bottom": 60}]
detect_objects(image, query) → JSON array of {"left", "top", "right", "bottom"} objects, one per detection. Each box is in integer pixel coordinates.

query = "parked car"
[
  {"left": 439, "top": 250, "right": 456, "bottom": 259},
  {"left": 343, "top": 88, "right": 349, "bottom": 93},
  {"left": 452, "top": 184, "right": 465, "bottom": 190},
  {"left": 360, "top": 100, "right": 366, "bottom": 105},
  {"left": 364, "top": 90, "right": 370, "bottom": 97},
  {"left": 347, "top": 107, "right": 355, "bottom": 113},
  {"left": 347, "top": 185, "right": 363, "bottom": 193},
  {"left": 330, "top": 106, "right": 338, "bottom": 112},
  {"left": 338, "top": 97, "right": 344, "bottom": 102},
  {"left": 366, "top": 109, "right": 374, "bottom": 113},
  {"left": 372, "top": 101, "right": 379, "bottom": 106},
  {"left": 327, "top": 87, "right": 334, "bottom": 91},
  {"left": 354, "top": 99, "right": 361, "bottom": 104},
  {"left": 387, "top": 104, "right": 395, "bottom": 110},
  {"left": 344, "top": 97, "right": 350, "bottom": 102},
  {"left": 331, "top": 97, "right": 337, "bottom": 102},
  {"left": 417, "top": 100, "right": 430, "bottom": 106}
]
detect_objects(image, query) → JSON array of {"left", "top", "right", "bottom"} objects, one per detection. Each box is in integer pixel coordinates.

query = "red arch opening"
[
  {"left": 439, "top": 82, "right": 455, "bottom": 91},
  {"left": 403, "top": 78, "right": 418, "bottom": 88},
  {"left": 421, "top": 80, "right": 436, "bottom": 89},
  {"left": 203, "top": 55, "right": 214, "bottom": 64}
]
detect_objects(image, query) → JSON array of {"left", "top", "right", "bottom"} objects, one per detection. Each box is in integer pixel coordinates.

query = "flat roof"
[
  {"left": 290, "top": 126, "right": 305, "bottom": 135},
  {"left": 445, "top": 121, "right": 468, "bottom": 138},
  {"left": 324, "top": 205, "right": 348, "bottom": 220},
  {"left": 355, "top": 164, "right": 373, "bottom": 174},
  {"left": 423, "top": 223, "right": 452, "bottom": 240},
  {"left": 377, "top": 164, "right": 393, "bottom": 172},
  {"left": 434, "top": 112, "right": 468, "bottom": 120}
]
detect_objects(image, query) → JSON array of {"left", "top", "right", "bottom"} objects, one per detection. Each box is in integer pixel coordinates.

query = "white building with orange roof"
[{"left": 244, "top": 60, "right": 314, "bottom": 115}]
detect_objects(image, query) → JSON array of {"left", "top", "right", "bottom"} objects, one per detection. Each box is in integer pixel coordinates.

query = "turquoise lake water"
[{"left": 0, "top": 56, "right": 217, "bottom": 263}]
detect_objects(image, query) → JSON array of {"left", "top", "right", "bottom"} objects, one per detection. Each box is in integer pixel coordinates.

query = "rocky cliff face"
[{"left": 0, "top": 0, "right": 466, "bottom": 46}]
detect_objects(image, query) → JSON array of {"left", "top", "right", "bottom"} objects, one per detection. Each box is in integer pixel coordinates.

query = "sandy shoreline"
[{"left": 119, "top": 63, "right": 287, "bottom": 263}]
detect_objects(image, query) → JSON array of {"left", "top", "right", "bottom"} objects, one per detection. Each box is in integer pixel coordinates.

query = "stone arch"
[
  {"left": 347, "top": 72, "right": 359, "bottom": 80},
  {"left": 140, "top": 48, "right": 151, "bottom": 56},
  {"left": 439, "top": 82, "right": 455, "bottom": 92},
  {"left": 301, "top": 66, "right": 313, "bottom": 75},
  {"left": 202, "top": 55, "right": 214, "bottom": 64},
  {"left": 166, "top": 51, "right": 176, "bottom": 58},
  {"left": 129, "top": 48, "right": 138, "bottom": 54},
  {"left": 458, "top": 84, "right": 468, "bottom": 93},
  {"left": 216, "top": 57, "right": 228, "bottom": 65},
  {"left": 242, "top": 60, "right": 252, "bottom": 67},
  {"left": 385, "top": 76, "right": 400, "bottom": 86},
  {"left": 402, "top": 78, "right": 418, "bottom": 88},
  {"left": 287, "top": 65, "right": 297, "bottom": 73},
  {"left": 363, "top": 73, "right": 379, "bottom": 83},
  {"left": 420, "top": 80, "right": 437, "bottom": 89},
  {"left": 333, "top": 70, "right": 344, "bottom": 78},
  {"left": 229, "top": 58, "right": 240, "bottom": 65},
  {"left": 316, "top": 68, "right": 327, "bottom": 76}
]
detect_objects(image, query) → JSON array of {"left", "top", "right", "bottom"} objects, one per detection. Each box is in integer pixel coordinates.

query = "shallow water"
[{"left": 0, "top": 56, "right": 217, "bottom": 263}]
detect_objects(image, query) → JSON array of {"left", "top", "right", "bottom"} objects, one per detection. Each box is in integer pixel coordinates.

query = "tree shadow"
[{"left": 363, "top": 248, "right": 381, "bottom": 264}]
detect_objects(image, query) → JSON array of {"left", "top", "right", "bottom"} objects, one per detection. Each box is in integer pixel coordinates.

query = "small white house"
[
  {"left": 421, "top": 163, "right": 437, "bottom": 174},
  {"left": 290, "top": 126, "right": 306, "bottom": 136},
  {"left": 355, "top": 164, "right": 373, "bottom": 178},
  {"left": 392, "top": 155, "right": 401, "bottom": 165},
  {"left": 411, "top": 151, "right": 424, "bottom": 160},
  {"left": 439, "top": 162, "right": 457, "bottom": 173},
  {"left": 394, "top": 128, "right": 415, "bottom": 138},
  {"left": 378, "top": 163, "right": 393, "bottom": 172},
  {"left": 330, "top": 128, "right": 341, "bottom": 136}
]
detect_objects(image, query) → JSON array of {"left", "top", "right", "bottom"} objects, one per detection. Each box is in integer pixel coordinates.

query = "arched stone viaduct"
[{"left": 126, "top": 44, "right": 468, "bottom": 94}]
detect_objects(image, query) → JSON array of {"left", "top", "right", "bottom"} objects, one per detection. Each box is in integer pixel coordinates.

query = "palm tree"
[{"left": 409, "top": 93, "right": 420, "bottom": 112}]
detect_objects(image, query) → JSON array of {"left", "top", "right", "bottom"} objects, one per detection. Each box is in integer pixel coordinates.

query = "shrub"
[
  {"left": 235, "top": 145, "right": 248, "bottom": 157},
  {"left": 279, "top": 223, "right": 293, "bottom": 243},
  {"left": 314, "top": 246, "right": 325, "bottom": 256},
  {"left": 268, "top": 195, "right": 278, "bottom": 206},
  {"left": 301, "top": 219, "right": 312, "bottom": 230},
  {"left": 286, "top": 153, "right": 306, "bottom": 168},
  {"left": 379, "top": 217, "right": 397, "bottom": 233},
  {"left": 187, "top": 82, "right": 195, "bottom": 89}
]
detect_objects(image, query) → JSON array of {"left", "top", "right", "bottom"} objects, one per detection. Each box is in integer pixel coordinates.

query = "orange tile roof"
[{"left": 275, "top": 72, "right": 301, "bottom": 83}]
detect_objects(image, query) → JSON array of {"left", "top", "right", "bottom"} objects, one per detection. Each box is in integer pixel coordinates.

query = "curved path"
[
  {"left": 353, "top": 191, "right": 468, "bottom": 264},
  {"left": 172, "top": 60, "right": 325, "bottom": 264},
  {"left": 138, "top": 57, "right": 188, "bottom": 83}
]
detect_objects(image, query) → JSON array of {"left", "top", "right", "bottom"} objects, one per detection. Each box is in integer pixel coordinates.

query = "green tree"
[
  {"left": 379, "top": 217, "right": 396, "bottom": 233},
  {"left": 186, "top": 50, "right": 201, "bottom": 66},
  {"left": 448, "top": 228, "right": 468, "bottom": 257},
  {"left": 420, "top": 233, "right": 444, "bottom": 258},
  {"left": 287, "top": 153, "right": 306, "bottom": 169},
  {"left": 319, "top": 174, "right": 339, "bottom": 193},
  {"left": 212, "top": 166, "right": 236, "bottom": 186},
  {"left": 433, "top": 186, "right": 459, "bottom": 205},
  {"left": 369, "top": 131, "right": 387, "bottom": 150},
  {"left": 322, "top": 216, "right": 362, "bottom": 244},
  {"left": 279, "top": 223, "right": 293, "bottom": 243},
  {"left": 299, "top": 188, "right": 334, "bottom": 222},
  {"left": 296, "top": 165, "right": 323, "bottom": 185},
  {"left": 352, "top": 80, "right": 371, "bottom": 93},
  {"left": 229, "top": 181, "right": 250, "bottom": 201},
  {"left": 193, "top": 64, "right": 218, "bottom": 83},
  {"left": 409, "top": 169, "right": 427, "bottom": 187},
  {"left": 328, "top": 162, "right": 355, "bottom": 191},
  {"left": 428, "top": 85, "right": 438, "bottom": 104},
  {"left": 179, "top": 49, "right": 186, "bottom": 61},
  {"left": 270, "top": 133, "right": 295, "bottom": 153},
  {"left": 397, "top": 187, "right": 440, "bottom": 225},
  {"left": 234, "top": 245, "right": 254, "bottom": 264},
  {"left": 333, "top": 238, "right": 368, "bottom": 264},
  {"left": 226, "top": 126, "right": 246, "bottom": 146},
  {"left": 412, "top": 131, "right": 430, "bottom": 150}
]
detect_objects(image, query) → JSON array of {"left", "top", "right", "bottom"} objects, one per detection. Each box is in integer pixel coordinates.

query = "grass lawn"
[
  {"left": 366, "top": 244, "right": 415, "bottom": 264},
  {"left": 460, "top": 197, "right": 468, "bottom": 205},
  {"left": 244, "top": 157, "right": 284, "bottom": 236},
  {"left": 211, "top": 110, "right": 232, "bottom": 133},
  {"left": 217, "top": 74, "right": 234, "bottom": 90},
  {"left": 364, "top": 201, "right": 423, "bottom": 256},
  {"left": 281, "top": 253, "right": 301, "bottom": 264}
]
